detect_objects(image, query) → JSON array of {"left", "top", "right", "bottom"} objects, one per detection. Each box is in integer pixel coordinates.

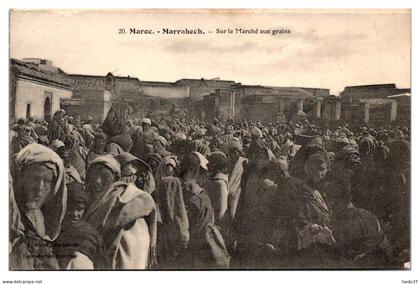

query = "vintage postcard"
[{"left": 8, "top": 9, "right": 410, "bottom": 272}]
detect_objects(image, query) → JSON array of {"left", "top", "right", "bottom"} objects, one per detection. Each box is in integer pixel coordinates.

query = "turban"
[
  {"left": 250, "top": 126, "right": 263, "bottom": 138},
  {"left": 89, "top": 154, "right": 121, "bottom": 179},
  {"left": 192, "top": 151, "right": 209, "bottom": 170},
  {"left": 141, "top": 118, "right": 152, "bottom": 125},
  {"left": 175, "top": 132, "right": 187, "bottom": 141}
]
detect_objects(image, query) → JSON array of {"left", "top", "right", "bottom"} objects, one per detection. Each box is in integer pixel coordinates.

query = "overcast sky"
[{"left": 10, "top": 9, "right": 410, "bottom": 94}]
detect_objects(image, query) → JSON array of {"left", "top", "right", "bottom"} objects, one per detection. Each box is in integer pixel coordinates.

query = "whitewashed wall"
[{"left": 14, "top": 78, "right": 73, "bottom": 120}]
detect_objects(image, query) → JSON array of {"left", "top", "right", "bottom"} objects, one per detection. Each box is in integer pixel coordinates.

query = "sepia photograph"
[{"left": 8, "top": 9, "right": 411, "bottom": 271}]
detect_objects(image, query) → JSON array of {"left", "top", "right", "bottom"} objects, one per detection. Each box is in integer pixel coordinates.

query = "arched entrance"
[{"left": 44, "top": 97, "right": 51, "bottom": 120}]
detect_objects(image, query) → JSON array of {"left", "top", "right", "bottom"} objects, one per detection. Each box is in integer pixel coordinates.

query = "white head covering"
[
  {"left": 141, "top": 118, "right": 152, "bottom": 125},
  {"left": 175, "top": 132, "right": 187, "bottom": 141},
  {"left": 50, "top": 139, "right": 65, "bottom": 151},
  {"left": 89, "top": 154, "right": 121, "bottom": 179},
  {"left": 250, "top": 126, "right": 263, "bottom": 138},
  {"left": 192, "top": 151, "right": 209, "bottom": 170}
]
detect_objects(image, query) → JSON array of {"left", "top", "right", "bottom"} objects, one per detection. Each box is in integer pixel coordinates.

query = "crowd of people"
[{"left": 9, "top": 107, "right": 410, "bottom": 269}]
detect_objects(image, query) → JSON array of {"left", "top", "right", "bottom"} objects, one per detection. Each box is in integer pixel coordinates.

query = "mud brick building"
[{"left": 10, "top": 58, "right": 73, "bottom": 121}]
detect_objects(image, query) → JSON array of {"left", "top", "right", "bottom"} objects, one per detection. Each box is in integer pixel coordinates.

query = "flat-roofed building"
[{"left": 10, "top": 58, "right": 73, "bottom": 121}]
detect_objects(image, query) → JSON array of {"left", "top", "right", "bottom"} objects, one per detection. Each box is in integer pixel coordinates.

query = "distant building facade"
[
  {"left": 388, "top": 93, "right": 411, "bottom": 124},
  {"left": 142, "top": 78, "right": 238, "bottom": 119},
  {"left": 66, "top": 73, "right": 147, "bottom": 121},
  {"left": 193, "top": 84, "right": 330, "bottom": 123},
  {"left": 339, "top": 84, "right": 411, "bottom": 126},
  {"left": 10, "top": 59, "right": 73, "bottom": 121},
  {"left": 10, "top": 58, "right": 410, "bottom": 126}
]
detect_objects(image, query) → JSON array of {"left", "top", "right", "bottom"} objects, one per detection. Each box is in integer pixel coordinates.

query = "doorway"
[{"left": 44, "top": 97, "right": 51, "bottom": 120}]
